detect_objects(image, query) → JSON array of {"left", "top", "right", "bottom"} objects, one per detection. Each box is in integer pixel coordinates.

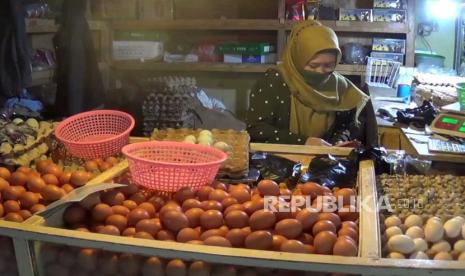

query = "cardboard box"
[
  {"left": 373, "top": 9, "right": 406, "bottom": 23},
  {"left": 371, "top": 51, "right": 404, "bottom": 63},
  {"left": 113, "top": 41, "right": 164, "bottom": 61},
  {"left": 372, "top": 38, "right": 406, "bottom": 54},
  {"left": 223, "top": 53, "right": 277, "bottom": 64},
  {"left": 339, "top": 9, "right": 373, "bottom": 22}
]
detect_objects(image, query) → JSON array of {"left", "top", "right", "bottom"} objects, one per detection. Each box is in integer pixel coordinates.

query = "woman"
[{"left": 247, "top": 20, "right": 375, "bottom": 146}]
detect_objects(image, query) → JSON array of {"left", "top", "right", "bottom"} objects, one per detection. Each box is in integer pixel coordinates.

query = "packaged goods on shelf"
[
  {"left": 372, "top": 38, "right": 406, "bottom": 54},
  {"left": 371, "top": 52, "right": 404, "bottom": 64},
  {"left": 112, "top": 32, "right": 169, "bottom": 61},
  {"left": 339, "top": 9, "right": 373, "bottom": 22},
  {"left": 223, "top": 53, "right": 277, "bottom": 64},
  {"left": 373, "top": 0, "right": 406, "bottom": 9},
  {"left": 373, "top": 9, "right": 406, "bottom": 23},
  {"left": 217, "top": 43, "right": 275, "bottom": 56}
]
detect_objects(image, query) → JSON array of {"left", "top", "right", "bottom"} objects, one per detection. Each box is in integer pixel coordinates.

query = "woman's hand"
[{"left": 305, "top": 137, "right": 332, "bottom": 147}]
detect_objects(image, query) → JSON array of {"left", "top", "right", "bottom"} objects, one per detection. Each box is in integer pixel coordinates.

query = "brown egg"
[
  {"left": 10, "top": 172, "right": 28, "bottom": 186},
  {"left": 134, "top": 231, "right": 154, "bottom": 239},
  {"left": 224, "top": 210, "right": 249, "bottom": 228},
  {"left": 204, "top": 236, "right": 232, "bottom": 247},
  {"left": 19, "top": 209, "right": 32, "bottom": 220},
  {"left": 101, "top": 190, "right": 125, "bottom": 206},
  {"left": 333, "top": 236, "right": 358, "bottom": 256},
  {"left": 242, "top": 226, "right": 252, "bottom": 236},
  {"left": 105, "top": 214, "right": 128, "bottom": 232},
  {"left": 280, "top": 188, "right": 292, "bottom": 197},
  {"left": 161, "top": 210, "right": 189, "bottom": 232},
  {"left": 44, "top": 164, "right": 62, "bottom": 178},
  {"left": 18, "top": 191, "right": 39, "bottom": 209},
  {"left": 200, "top": 210, "right": 223, "bottom": 230},
  {"left": 312, "top": 220, "right": 337, "bottom": 236},
  {"left": 84, "top": 160, "right": 98, "bottom": 172},
  {"left": 63, "top": 205, "right": 87, "bottom": 225},
  {"left": 136, "top": 218, "right": 162, "bottom": 236},
  {"left": 182, "top": 198, "right": 201, "bottom": 211},
  {"left": 122, "top": 227, "right": 136, "bottom": 237},
  {"left": 295, "top": 208, "right": 319, "bottom": 231},
  {"left": 314, "top": 231, "right": 337, "bottom": 254},
  {"left": 98, "top": 225, "right": 120, "bottom": 236},
  {"left": 4, "top": 212, "right": 24, "bottom": 222},
  {"left": 98, "top": 161, "right": 113, "bottom": 172},
  {"left": 112, "top": 205, "right": 130, "bottom": 216},
  {"left": 201, "top": 229, "right": 225, "bottom": 240},
  {"left": 159, "top": 202, "right": 182, "bottom": 217},
  {"left": 272, "top": 235, "right": 288, "bottom": 251},
  {"left": 35, "top": 159, "right": 51, "bottom": 174},
  {"left": 42, "top": 174, "right": 59, "bottom": 186},
  {"left": 280, "top": 240, "right": 308, "bottom": 253},
  {"left": 16, "top": 166, "right": 31, "bottom": 174},
  {"left": 300, "top": 182, "right": 325, "bottom": 199},
  {"left": 3, "top": 186, "right": 25, "bottom": 200},
  {"left": 197, "top": 186, "right": 214, "bottom": 201},
  {"left": 157, "top": 229, "right": 175, "bottom": 241},
  {"left": 90, "top": 222, "right": 105, "bottom": 232},
  {"left": 148, "top": 195, "right": 166, "bottom": 210},
  {"left": 318, "top": 213, "right": 342, "bottom": 229},
  {"left": 128, "top": 208, "right": 150, "bottom": 226},
  {"left": 200, "top": 200, "right": 223, "bottom": 212},
  {"left": 0, "top": 177, "right": 10, "bottom": 191},
  {"left": 225, "top": 228, "right": 247, "bottom": 247},
  {"left": 41, "top": 185, "right": 65, "bottom": 201},
  {"left": 30, "top": 203, "right": 46, "bottom": 213},
  {"left": 77, "top": 248, "right": 98, "bottom": 271},
  {"left": 298, "top": 233, "right": 314, "bottom": 245},
  {"left": 106, "top": 157, "right": 119, "bottom": 166},
  {"left": 338, "top": 205, "right": 359, "bottom": 222},
  {"left": 220, "top": 197, "right": 238, "bottom": 209},
  {"left": 26, "top": 175, "right": 45, "bottom": 193},
  {"left": 208, "top": 189, "right": 229, "bottom": 202},
  {"left": 185, "top": 207, "right": 204, "bottom": 228},
  {"left": 166, "top": 259, "right": 187, "bottom": 276},
  {"left": 243, "top": 199, "right": 264, "bottom": 216},
  {"left": 92, "top": 203, "right": 114, "bottom": 222},
  {"left": 341, "top": 221, "right": 358, "bottom": 231},
  {"left": 177, "top": 227, "right": 200, "bottom": 242},
  {"left": 58, "top": 172, "right": 72, "bottom": 185},
  {"left": 224, "top": 204, "right": 245, "bottom": 216},
  {"left": 142, "top": 256, "right": 164, "bottom": 276},
  {"left": 138, "top": 202, "right": 156, "bottom": 217},
  {"left": 249, "top": 209, "right": 276, "bottom": 230},
  {"left": 245, "top": 230, "right": 273, "bottom": 250},
  {"left": 188, "top": 261, "right": 211, "bottom": 276},
  {"left": 334, "top": 188, "right": 356, "bottom": 206},
  {"left": 229, "top": 188, "right": 251, "bottom": 204},
  {"left": 0, "top": 167, "right": 11, "bottom": 180},
  {"left": 187, "top": 240, "right": 204, "bottom": 245},
  {"left": 61, "top": 184, "right": 74, "bottom": 194},
  {"left": 338, "top": 227, "right": 358, "bottom": 242},
  {"left": 70, "top": 171, "right": 91, "bottom": 187},
  {"left": 257, "top": 180, "right": 280, "bottom": 196},
  {"left": 174, "top": 187, "right": 195, "bottom": 203},
  {"left": 122, "top": 200, "right": 138, "bottom": 210},
  {"left": 275, "top": 219, "right": 303, "bottom": 239},
  {"left": 4, "top": 200, "right": 20, "bottom": 213}
]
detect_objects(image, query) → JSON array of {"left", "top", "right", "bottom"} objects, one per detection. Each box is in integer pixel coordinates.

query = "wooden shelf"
[
  {"left": 285, "top": 20, "right": 408, "bottom": 34},
  {"left": 26, "top": 18, "right": 107, "bottom": 33}
]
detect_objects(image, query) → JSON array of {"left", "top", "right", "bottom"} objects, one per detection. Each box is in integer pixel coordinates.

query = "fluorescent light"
[{"left": 426, "top": 0, "right": 459, "bottom": 19}]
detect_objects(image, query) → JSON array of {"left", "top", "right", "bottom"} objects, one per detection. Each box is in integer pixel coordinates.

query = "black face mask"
[{"left": 301, "top": 70, "right": 333, "bottom": 86}]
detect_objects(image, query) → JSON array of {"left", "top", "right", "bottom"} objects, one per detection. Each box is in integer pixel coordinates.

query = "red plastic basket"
[
  {"left": 122, "top": 141, "right": 227, "bottom": 192},
  {"left": 55, "top": 110, "right": 135, "bottom": 160}
]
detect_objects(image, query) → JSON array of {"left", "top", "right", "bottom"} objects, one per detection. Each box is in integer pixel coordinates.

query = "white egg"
[
  {"left": 386, "top": 226, "right": 403, "bottom": 239},
  {"left": 459, "top": 252, "right": 465, "bottom": 261},
  {"left": 406, "top": 226, "right": 424, "bottom": 239},
  {"left": 213, "top": 141, "right": 232, "bottom": 152},
  {"left": 409, "top": 251, "right": 429, "bottom": 260},
  {"left": 434, "top": 252, "right": 453, "bottom": 261},
  {"left": 427, "top": 216, "right": 442, "bottom": 225},
  {"left": 197, "top": 136, "right": 213, "bottom": 146},
  {"left": 184, "top": 135, "right": 197, "bottom": 143},
  {"left": 454, "top": 240, "right": 465, "bottom": 252},
  {"left": 424, "top": 221, "right": 444, "bottom": 242},
  {"left": 387, "top": 235, "right": 415, "bottom": 254},
  {"left": 413, "top": 238, "right": 429, "bottom": 252},
  {"left": 385, "top": 216, "right": 402, "bottom": 228},
  {"left": 404, "top": 215, "right": 423, "bottom": 228},
  {"left": 453, "top": 216, "right": 465, "bottom": 226},
  {"left": 387, "top": 252, "right": 405, "bottom": 259},
  {"left": 444, "top": 218, "right": 462, "bottom": 238},
  {"left": 430, "top": 240, "right": 451, "bottom": 254},
  {"left": 198, "top": 130, "right": 212, "bottom": 137}
]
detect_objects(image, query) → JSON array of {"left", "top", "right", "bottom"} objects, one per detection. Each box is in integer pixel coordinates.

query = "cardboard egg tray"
[{"left": 151, "top": 128, "right": 250, "bottom": 178}]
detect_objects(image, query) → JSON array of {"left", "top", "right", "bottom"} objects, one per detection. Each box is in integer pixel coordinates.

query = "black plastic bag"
[
  {"left": 300, "top": 155, "right": 356, "bottom": 189},
  {"left": 348, "top": 147, "right": 390, "bottom": 175},
  {"left": 250, "top": 152, "right": 301, "bottom": 187}
]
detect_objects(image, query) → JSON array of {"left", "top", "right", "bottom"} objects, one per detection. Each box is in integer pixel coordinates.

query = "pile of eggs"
[
  {"left": 63, "top": 178, "right": 359, "bottom": 257},
  {"left": 0, "top": 157, "right": 118, "bottom": 222},
  {"left": 382, "top": 214, "right": 465, "bottom": 260},
  {"left": 183, "top": 130, "right": 232, "bottom": 152}
]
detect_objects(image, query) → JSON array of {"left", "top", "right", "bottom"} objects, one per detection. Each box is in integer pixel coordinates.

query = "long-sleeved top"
[{"left": 246, "top": 68, "right": 377, "bottom": 146}]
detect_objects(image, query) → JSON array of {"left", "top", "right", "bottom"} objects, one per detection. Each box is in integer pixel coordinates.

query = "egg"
[
  {"left": 183, "top": 135, "right": 197, "bottom": 144},
  {"left": 122, "top": 227, "right": 136, "bottom": 237},
  {"left": 174, "top": 187, "right": 195, "bottom": 203},
  {"left": 333, "top": 236, "right": 358, "bottom": 256},
  {"left": 187, "top": 240, "right": 204, "bottom": 245},
  {"left": 0, "top": 204, "right": 3, "bottom": 217},
  {"left": 0, "top": 167, "right": 11, "bottom": 180},
  {"left": 225, "top": 229, "right": 247, "bottom": 247},
  {"left": 204, "top": 236, "right": 232, "bottom": 247},
  {"left": 147, "top": 196, "right": 166, "bottom": 210},
  {"left": 385, "top": 216, "right": 402, "bottom": 228},
  {"left": 275, "top": 219, "right": 302, "bottom": 239},
  {"left": 338, "top": 227, "right": 358, "bottom": 242},
  {"left": 318, "top": 213, "right": 342, "bottom": 229},
  {"left": 30, "top": 203, "right": 46, "bottom": 213},
  {"left": 224, "top": 210, "right": 249, "bottom": 228},
  {"left": 44, "top": 164, "right": 62, "bottom": 178},
  {"left": 200, "top": 210, "right": 223, "bottom": 230},
  {"left": 221, "top": 197, "right": 239, "bottom": 209},
  {"left": 63, "top": 205, "right": 87, "bottom": 225},
  {"left": 294, "top": 208, "right": 318, "bottom": 231},
  {"left": 444, "top": 218, "right": 462, "bottom": 238},
  {"left": 243, "top": 199, "right": 264, "bottom": 216},
  {"left": 200, "top": 200, "right": 223, "bottom": 212},
  {"left": 42, "top": 174, "right": 59, "bottom": 186},
  {"left": 300, "top": 182, "right": 324, "bottom": 199},
  {"left": 387, "top": 252, "right": 405, "bottom": 259},
  {"left": 334, "top": 188, "right": 356, "bottom": 205},
  {"left": 61, "top": 184, "right": 74, "bottom": 194},
  {"left": 98, "top": 225, "right": 120, "bottom": 236},
  {"left": 201, "top": 229, "right": 225, "bottom": 240},
  {"left": 185, "top": 208, "right": 204, "bottom": 228},
  {"left": 208, "top": 189, "right": 229, "bottom": 202},
  {"left": 385, "top": 227, "right": 403, "bottom": 240},
  {"left": 280, "top": 240, "right": 308, "bottom": 253},
  {"left": 176, "top": 228, "right": 200, "bottom": 243},
  {"left": 413, "top": 238, "right": 428, "bottom": 252},
  {"left": 3, "top": 186, "right": 25, "bottom": 200},
  {"left": 409, "top": 251, "right": 429, "bottom": 260},
  {"left": 431, "top": 240, "right": 451, "bottom": 254},
  {"left": 77, "top": 248, "right": 98, "bottom": 271},
  {"left": 224, "top": 204, "right": 245, "bottom": 216},
  {"left": 229, "top": 188, "right": 251, "bottom": 204},
  {"left": 3, "top": 200, "right": 20, "bottom": 213},
  {"left": 188, "top": 261, "right": 210, "bottom": 276},
  {"left": 18, "top": 192, "right": 39, "bottom": 209},
  {"left": 182, "top": 199, "right": 202, "bottom": 211},
  {"left": 427, "top": 216, "right": 442, "bottom": 225},
  {"left": 101, "top": 190, "right": 125, "bottom": 206},
  {"left": 134, "top": 231, "right": 155, "bottom": 239},
  {"left": 138, "top": 202, "right": 156, "bottom": 217},
  {"left": 404, "top": 215, "right": 423, "bottom": 228},
  {"left": 112, "top": 205, "right": 130, "bottom": 217},
  {"left": 387, "top": 235, "right": 415, "bottom": 254},
  {"left": 338, "top": 205, "right": 358, "bottom": 222},
  {"left": 453, "top": 216, "right": 465, "bottom": 225},
  {"left": 141, "top": 256, "right": 164, "bottom": 276},
  {"left": 249, "top": 209, "right": 276, "bottom": 230},
  {"left": 424, "top": 220, "right": 444, "bottom": 242},
  {"left": 434, "top": 252, "right": 453, "bottom": 261},
  {"left": 161, "top": 210, "right": 189, "bottom": 232},
  {"left": 9, "top": 172, "right": 27, "bottom": 186},
  {"left": 92, "top": 203, "right": 114, "bottom": 222},
  {"left": 199, "top": 130, "right": 212, "bottom": 137},
  {"left": 245, "top": 231, "right": 273, "bottom": 250},
  {"left": 166, "top": 259, "right": 187, "bottom": 276},
  {"left": 122, "top": 200, "right": 138, "bottom": 210},
  {"left": 312, "top": 230, "right": 337, "bottom": 255},
  {"left": 459, "top": 252, "right": 465, "bottom": 261},
  {"left": 198, "top": 136, "right": 213, "bottom": 146},
  {"left": 454, "top": 240, "right": 465, "bottom": 252},
  {"left": 257, "top": 180, "right": 280, "bottom": 197},
  {"left": 41, "top": 185, "right": 65, "bottom": 201},
  {"left": 0, "top": 177, "right": 10, "bottom": 192},
  {"left": 312, "top": 220, "right": 337, "bottom": 236},
  {"left": 405, "top": 226, "right": 424, "bottom": 239},
  {"left": 4, "top": 212, "right": 24, "bottom": 222},
  {"left": 197, "top": 186, "right": 214, "bottom": 201},
  {"left": 105, "top": 214, "right": 128, "bottom": 232}
]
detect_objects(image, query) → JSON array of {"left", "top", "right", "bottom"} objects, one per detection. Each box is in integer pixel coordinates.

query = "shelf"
[
  {"left": 26, "top": 18, "right": 107, "bottom": 34},
  {"left": 285, "top": 20, "right": 408, "bottom": 34},
  {"left": 112, "top": 61, "right": 367, "bottom": 75},
  {"left": 112, "top": 19, "right": 282, "bottom": 31}
]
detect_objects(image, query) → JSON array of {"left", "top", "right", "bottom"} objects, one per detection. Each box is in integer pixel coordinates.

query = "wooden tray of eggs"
[{"left": 150, "top": 128, "right": 250, "bottom": 178}]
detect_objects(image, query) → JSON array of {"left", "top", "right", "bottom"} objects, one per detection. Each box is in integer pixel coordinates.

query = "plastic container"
[
  {"left": 415, "top": 52, "right": 445, "bottom": 68},
  {"left": 122, "top": 141, "right": 227, "bottom": 192},
  {"left": 55, "top": 110, "right": 135, "bottom": 160},
  {"left": 456, "top": 83, "right": 465, "bottom": 111}
]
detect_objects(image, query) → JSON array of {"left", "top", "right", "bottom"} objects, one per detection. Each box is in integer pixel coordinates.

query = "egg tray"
[{"left": 150, "top": 128, "right": 250, "bottom": 178}]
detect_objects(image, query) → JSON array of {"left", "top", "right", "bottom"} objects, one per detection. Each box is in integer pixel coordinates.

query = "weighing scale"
[{"left": 428, "top": 103, "right": 465, "bottom": 154}]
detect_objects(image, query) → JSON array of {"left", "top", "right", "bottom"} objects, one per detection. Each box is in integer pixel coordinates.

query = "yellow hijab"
[{"left": 276, "top": 20, "right": 369, "bottom": 138}]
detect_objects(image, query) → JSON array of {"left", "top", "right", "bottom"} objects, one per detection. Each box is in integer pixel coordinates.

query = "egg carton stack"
[
  {"left": 151, "top": 128, "right": 250, "bottom": 178},
  {"left": 141, "top": 81, "right": 197, "bottom": 136},
  {"left": 412, "top": 73, "right": 464, "bottom": 107}
]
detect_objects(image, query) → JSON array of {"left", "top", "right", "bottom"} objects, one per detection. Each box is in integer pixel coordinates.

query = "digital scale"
[{"left": 428, "top": 103, "right": 465, "bottom": 154}]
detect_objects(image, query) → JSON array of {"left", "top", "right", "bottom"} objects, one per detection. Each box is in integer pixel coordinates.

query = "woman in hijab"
[{"left": 247, "top": 20, "right": 375, "bottom": 146}]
